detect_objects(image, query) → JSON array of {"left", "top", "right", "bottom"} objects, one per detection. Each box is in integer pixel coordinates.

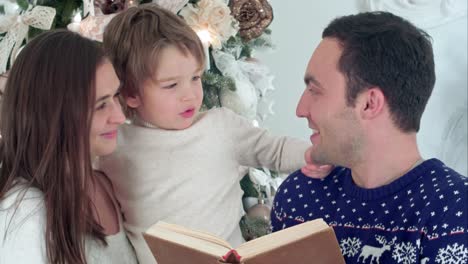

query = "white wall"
[
  {"left": 256, "top": 0, "right": 360, "bottom": 139},
  {"left": 256, "top": 0, "right": 467, "bottom": 175}
]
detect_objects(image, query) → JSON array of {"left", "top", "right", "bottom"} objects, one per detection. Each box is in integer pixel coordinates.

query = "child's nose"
[{"left": 181, "top": 86, "right": 197, "bottom": 101}]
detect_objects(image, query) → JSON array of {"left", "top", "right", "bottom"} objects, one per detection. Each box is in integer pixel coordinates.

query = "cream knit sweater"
[
  {"left": 98, "top": 107, "right": 309, "bottom": 264},
  {"left": 0, "top": 180, "right": 137, "bottom": 264}
]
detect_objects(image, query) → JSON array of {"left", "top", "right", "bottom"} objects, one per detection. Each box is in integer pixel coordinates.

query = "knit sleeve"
[
  {"left": 219, "top": 107, "right": 309, "bottom": 173},
  {"left": 270, "top": 178, "right": 287, "bottom": 232},
  {"left": 270, "top": 170, "right": 305, "bottom": 232},
  {"left": 0, "top": 188, "right": 48, "bottom": 264}
]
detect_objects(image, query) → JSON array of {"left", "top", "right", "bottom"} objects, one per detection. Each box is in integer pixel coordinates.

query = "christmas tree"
[{"left": 0, "top": 0, "right": 279, "bottom": 239}]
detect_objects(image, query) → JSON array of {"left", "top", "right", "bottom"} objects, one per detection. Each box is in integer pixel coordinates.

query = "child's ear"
[
  {"left": 359, "top": 87, "right": 385, "bottom": 120},
  {"left": 126, "top": 95, "right": 142, "bottom": 108}
]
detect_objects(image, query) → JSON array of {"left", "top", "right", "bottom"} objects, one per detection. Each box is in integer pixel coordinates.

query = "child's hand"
[
  {"left": 301, "top": 147, "right": 334, "bottom": 179},
  {"left": 301, "top": 163, "right": 334, "bottom": 179}
]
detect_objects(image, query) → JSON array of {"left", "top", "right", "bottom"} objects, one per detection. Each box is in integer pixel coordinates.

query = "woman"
[{"left": 0, "top": 30, "right": 137, "bottom": 264}]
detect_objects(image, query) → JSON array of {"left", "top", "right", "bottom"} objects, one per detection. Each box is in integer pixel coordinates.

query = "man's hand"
[{"left": 301, "top": 147, "right": 334, "bottom": 179}]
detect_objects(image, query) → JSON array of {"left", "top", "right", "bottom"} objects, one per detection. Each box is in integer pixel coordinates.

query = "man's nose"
[{"left": 296, "top": 91, "right": 308, "bottom": 118}]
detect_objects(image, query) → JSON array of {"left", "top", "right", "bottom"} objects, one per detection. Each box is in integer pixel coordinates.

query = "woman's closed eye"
[
  {"left": 95, "top": 91, "right": 121, "bottom": 111},
  {"left": 192, "top": 75, "right": 201, "bottom": 82},
  {"left": 96, "top": 102, "right": 107, "bottom": 111}
]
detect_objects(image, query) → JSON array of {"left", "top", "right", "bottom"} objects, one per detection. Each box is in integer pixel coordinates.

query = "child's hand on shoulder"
[{"left": 301, "top": 147, "right": 334, "bottom": 179}]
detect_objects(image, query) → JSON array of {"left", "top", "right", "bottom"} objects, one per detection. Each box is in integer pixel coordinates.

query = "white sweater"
[
  {"left": 98, "top": 107, "right": 309, "bottom": 264},
  {"left": 0, "top": 182, "right": 138, "bottom": 264}
]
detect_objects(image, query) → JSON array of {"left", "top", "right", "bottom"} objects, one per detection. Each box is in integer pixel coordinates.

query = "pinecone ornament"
[{"left": 229, "top": 0, "right": 273, "bottom": 42}]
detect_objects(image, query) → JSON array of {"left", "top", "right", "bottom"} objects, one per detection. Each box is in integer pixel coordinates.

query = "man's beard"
[{"left": 310, "top": 110, "right": 364, "bottom": 167}]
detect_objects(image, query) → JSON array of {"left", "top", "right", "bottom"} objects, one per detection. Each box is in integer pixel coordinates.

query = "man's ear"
[
  {"left": 359, "top": 88, "right": 385, "bottom": 120},
  {"left": 126, "top": 95, "right": 142, "bottom": 108}
]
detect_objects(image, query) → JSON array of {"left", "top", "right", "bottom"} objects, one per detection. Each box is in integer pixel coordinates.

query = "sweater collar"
[
  {"left": 131, "top": 115, "right": 159, "bottom": 129},
  {"left": 342, "top": 158, "right": 442, "bottom": 201}
]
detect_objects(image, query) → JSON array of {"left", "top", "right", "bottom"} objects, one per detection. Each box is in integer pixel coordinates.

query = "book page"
[
  {"left": 235, "top": 218, "right": 328, "bottom": 258},
  {"left": 146, "top": 224, "right": 231, "bottom": 259},
  {"left": 153, "top": 222, "right": 232, "bottom": 249}
]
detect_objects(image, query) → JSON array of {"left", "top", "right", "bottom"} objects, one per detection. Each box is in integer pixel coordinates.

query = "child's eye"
[
  {"left": 163, "top": 83, "right": 177, "bottom": 89},
  {"left": 114, "top": 91, "right": 121, "bottom": 97},
  {"left": 192, "top": 75, "right": 201, "bottom": 81}
]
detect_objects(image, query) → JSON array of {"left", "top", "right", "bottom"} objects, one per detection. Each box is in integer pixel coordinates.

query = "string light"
[
  {"left": 67, "top": 12, "right": 82, "bottom": 32},
  {"left": 125, "top": 0, "right": 138, "bottom": 9},
  {"left": 72, "top": 12, "right": 82, "bottom": 23}
]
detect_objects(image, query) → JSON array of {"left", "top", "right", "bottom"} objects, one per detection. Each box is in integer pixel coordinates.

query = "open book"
[{"left": 143, "top": 218, "right": 345, "bottom": 264}]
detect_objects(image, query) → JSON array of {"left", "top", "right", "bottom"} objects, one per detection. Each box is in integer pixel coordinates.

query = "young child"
[{"left": 98, "top": 4, "right": 331, "bottom": 263}]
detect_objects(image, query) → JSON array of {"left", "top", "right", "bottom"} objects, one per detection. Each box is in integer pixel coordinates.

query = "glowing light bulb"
[
  {"left": 72, "top": 13, "right": 82, "bottom": 23},
  {"left": 67, "top": 12, "right": 82, "bottom": 32},
  {"left": 197, "top": 30, "right": 212, "bottom": 71}
]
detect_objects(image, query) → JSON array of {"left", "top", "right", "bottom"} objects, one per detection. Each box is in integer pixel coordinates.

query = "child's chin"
[
  {"left": 166, "top": 120, "right": 193, "bottom": 130},
  {"left": 178, "top": 121, "right": 194, "bottom": 130}
]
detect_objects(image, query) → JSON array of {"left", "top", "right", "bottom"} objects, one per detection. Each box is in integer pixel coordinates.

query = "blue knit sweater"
[{"left": 271, "top": 159, "right": 467, "bottom": 264}]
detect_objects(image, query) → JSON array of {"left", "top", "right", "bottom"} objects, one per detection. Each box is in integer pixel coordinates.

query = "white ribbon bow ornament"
[{"left": 0, "top": 6, "right": 56, "bottom": 74}]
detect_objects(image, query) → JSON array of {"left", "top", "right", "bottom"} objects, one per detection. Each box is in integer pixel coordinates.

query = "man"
[{"left": 271, "top": 12, "right": 467, "bottom": 263}]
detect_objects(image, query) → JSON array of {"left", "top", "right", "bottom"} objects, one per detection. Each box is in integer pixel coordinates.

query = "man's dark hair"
[{"left": 323, "top": 11, "right": 435, "bottom": 132}]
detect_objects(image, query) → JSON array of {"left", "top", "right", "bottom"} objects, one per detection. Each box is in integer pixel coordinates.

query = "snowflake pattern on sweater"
[{"left": 271, "top": 159, "right": 468, "bottom": 264}]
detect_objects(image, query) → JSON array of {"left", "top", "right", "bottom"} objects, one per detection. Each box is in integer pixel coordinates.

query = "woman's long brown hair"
[{"left": 0, "top": 30, "right": 106, "bottom": 263}]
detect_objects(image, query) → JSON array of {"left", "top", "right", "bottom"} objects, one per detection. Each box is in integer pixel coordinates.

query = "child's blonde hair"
[{"left": 103, "top": 3, "right": 205, "bottom": 113}]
